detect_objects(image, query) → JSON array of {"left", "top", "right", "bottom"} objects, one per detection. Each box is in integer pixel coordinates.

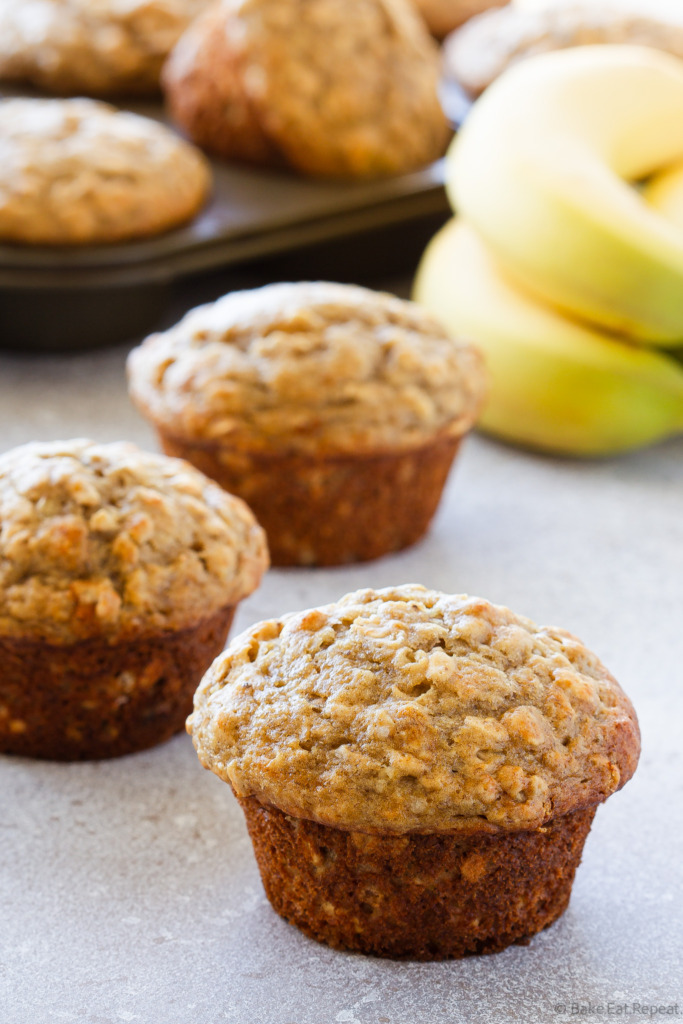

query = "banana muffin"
[
  {"left": 444, "top": 0, "right": 683, "bottom": 98},
  {"left": 0, "top": 439, "right": 268, "bottom": 760},
  {"left": 127, "top": 281, "right": 486, "bottom": 566},
  {"left": 0, "top": 0, "right": 213, "bottom": 96},
  {"left": 162, "top": 0, "right": 450, "bottom": 178},
  {"left": 0, "top": 97, "right": 210, "bottom": 245},
  {"left": 188, "top": 585, "right": 640, "bottom": 959}
]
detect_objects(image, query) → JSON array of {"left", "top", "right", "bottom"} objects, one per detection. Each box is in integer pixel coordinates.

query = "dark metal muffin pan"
[{"left": 0, "top": 91, "right": 451, "bottom": 352}]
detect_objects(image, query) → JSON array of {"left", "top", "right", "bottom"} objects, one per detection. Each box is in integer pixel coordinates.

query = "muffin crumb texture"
[
  {"left": 0, "top": 439, "right": 268, "bottom": 642},
  {"left": 0, "top": 97, "right": 210, "bottom": 244},
  {"left": 190, "top": 586, "right": 640, "bottom": 832},
  {"left": 128, "top": 282, "right": 486, "bottom": 455},
  {"left": 163, "top": 0, "right": 450, "bottom": 177},
  {"left": 0, "top": 0, "right": 212, "bottom": 95}
]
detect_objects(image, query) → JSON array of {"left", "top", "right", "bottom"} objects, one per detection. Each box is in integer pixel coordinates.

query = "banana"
[
  {"left": 447, "top": 45, "right": 683, "bottom": 344},
  {"left": 413, "top": 219, "right": 683, "bottom": 455},
  {"left": 644, "top": 161, "right": 683, "bottom": 232}
]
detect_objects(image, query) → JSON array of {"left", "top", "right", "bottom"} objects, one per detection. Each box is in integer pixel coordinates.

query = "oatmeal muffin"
[
  {"left": 163, "top": 0, "right": 450, "bottom": 178},
  {"left": 0, "top": 97, "right": 210, "bottom": 246},
  {"left": 189, "top": 585, "right": 640, "bottom": 959},
  {"left": 413, "top": 0, "right": 508, "bottom": 41},
  {"left": 444, "top": 0, "right": 683, "bottom": 98},
  {"left": 127, "top": 281, "right": 486, "bottom": 566},
  {"left": 0, "top": 440, "right": 268, "bottom": 760},
  {"left": 0, "top": 0, "right": 213, "bottom": 96}
]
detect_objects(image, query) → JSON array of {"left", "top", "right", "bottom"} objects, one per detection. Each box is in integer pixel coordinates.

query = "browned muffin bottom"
[
  {"left": 158, "top": 432, "right": 461, "bottom": 566},
  {"left": 240, "top": 795, "right": 596, "bottom": 959},
  {"left": 0, "top": 605, "right": 235, "bottom": 761}
]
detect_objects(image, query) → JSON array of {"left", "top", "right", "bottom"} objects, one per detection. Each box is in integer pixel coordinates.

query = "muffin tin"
[{"left": 0, "top": 115, "right": 450, "bottom": 351}]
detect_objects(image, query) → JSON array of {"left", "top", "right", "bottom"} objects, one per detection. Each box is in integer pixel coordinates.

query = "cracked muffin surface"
[
  {"left": 189, "top": 585, "right": 640, "bottom": 833},
  {"left": 0, "top": 439, "right": 268, "bottom": 643},
  {"left": 127, "top": 281, "right": 486, "bottom": 456},
  {"left": 163, "top": 0, "right": 450, "bottom": 177},
  {"left": 0, "top": 0, "right": 213, "bottom": 95},
  {"left": 0, "top": 97, "right": 210, "bottom": 244}
]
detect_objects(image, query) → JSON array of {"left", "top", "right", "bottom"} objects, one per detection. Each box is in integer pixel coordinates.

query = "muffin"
[
  {"left": 0, "top": 0, "right": 213, "bottom": 96},
  {"left": 0, "top": 97, "right": 210, "bottom": 246},
  {"left": 0, "top": 440, "right": 268, "bottom": 761},
  {"left": 413, "top": 0, "right": 509, "bottom": 41},
  {"left": 127, "top": 281, "right": 486, "bottom": 566},
  {"left": 444, "top": 0, "right": 683, "bottom": 98},
  {"left": 162, "top": 0, "right": 450, "bottom": 179},
  {"left": 188, "top": 585, "right": 640, "bottom": 959}
]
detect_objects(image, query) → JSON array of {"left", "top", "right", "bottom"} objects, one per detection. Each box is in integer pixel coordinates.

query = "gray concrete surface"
[{"left": 1, "top": 339, "right": 681, "bottom": 1024}]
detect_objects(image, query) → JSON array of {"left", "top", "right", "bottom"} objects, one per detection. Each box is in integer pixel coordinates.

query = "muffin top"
[
  {"left": 163, "top": 0, "right": 449, "bottom": 178},
  {"left": 0, "top": 440, "right": 268, "bottom": 643},
  {"left": 0, "top": 0, "right": 213, "bottom": 96},
  {"left": 127, "top": 282, "right": 486, "bottom": 456},
  {"left": 0, "top": 97, "right": 210, "bottom": 245},
  {"left": 444, "top": 0, "right": 683, "bottom": 98},
  {"left": 189, "top": 585, "right": 640, "bottom": 833}
]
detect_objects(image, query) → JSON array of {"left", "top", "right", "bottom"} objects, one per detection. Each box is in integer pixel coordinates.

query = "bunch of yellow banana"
[{"left": 414, "top": 45, "right": 683, "bottom": 455}]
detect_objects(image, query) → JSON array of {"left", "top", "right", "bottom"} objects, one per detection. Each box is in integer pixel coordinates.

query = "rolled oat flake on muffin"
[
  {"left": 127, "top": 281, "right": 487, "bottom": 566},
  {"left": 0, "top": 439, "right": 268, "bottom": 760},
  {"left": 163, "top": 0, "right": 450, "bottom": 178},
  {"left": 189, "top": 584, "right": 640, "bottom": 959},
  {"left": 0, "top": 97, "right": 210, "bottom": 245},
  {"left": 0, "top": 0, "right": 213, "bottom": 97}
]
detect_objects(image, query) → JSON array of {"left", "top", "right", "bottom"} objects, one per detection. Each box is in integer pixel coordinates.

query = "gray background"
[{"left": 1, "top": 330, "right": 682, "bottom": 1024}]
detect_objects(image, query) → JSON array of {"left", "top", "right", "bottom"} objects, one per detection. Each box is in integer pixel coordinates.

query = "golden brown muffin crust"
[
  {"left": 127, "top": 281, "right": 486, "bottom": 456},
  {"left": 189, "top": 585, "right": 640, "bottom": 833},
  {"left": 0, "top": 98, "right": 210, "bottom": 245},
  {"left": 0, "top": 439, "right": 268, "bottom": 642},
  {"left": 0, "top": 0, "right": 213, "bottom": 96},
  {"left": 163, "top": 0, "right": 450, "bottom": 178},
  {"left": 160, "top": 1, "right": 283, "bottom": 166}
]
